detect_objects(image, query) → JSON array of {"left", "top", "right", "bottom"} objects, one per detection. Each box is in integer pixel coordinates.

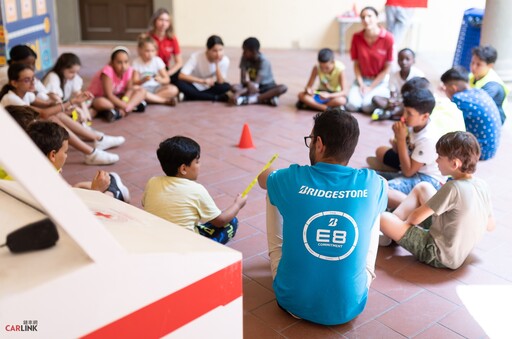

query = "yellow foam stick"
[{"left": 242, "top": 153, "right": 279, "bottom": 197}]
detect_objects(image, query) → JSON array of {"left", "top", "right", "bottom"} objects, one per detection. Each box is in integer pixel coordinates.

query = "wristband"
[{"left": 122, "top": 96, "right": 129, "bottom": 102}]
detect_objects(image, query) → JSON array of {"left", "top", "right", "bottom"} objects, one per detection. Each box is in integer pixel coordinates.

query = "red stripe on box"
[{"left": 82, "top": 261, "right": 242, "bottom": 339}]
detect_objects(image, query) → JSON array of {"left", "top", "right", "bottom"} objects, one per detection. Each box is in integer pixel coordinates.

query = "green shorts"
[{"left": 398, "top": 225, "right": 446, "bottom": 268}]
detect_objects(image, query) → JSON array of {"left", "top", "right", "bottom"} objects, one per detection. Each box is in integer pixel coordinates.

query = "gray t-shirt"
[
  {"left": 427, "top": 177, "right": 492, "bottom": 269},
  {"left": 239, "top": 53, "right": 274, "bottom": 85}
]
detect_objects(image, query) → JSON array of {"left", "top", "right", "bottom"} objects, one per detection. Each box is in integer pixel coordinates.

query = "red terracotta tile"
[
  {"left": 438, "top": 307, "right": 487, "bottom": 338},
  {"left": 344, "top": 320, "right": 405, "bottom": 339},
  {"left": 243, "top": 313, "right": 285, "bottom": 339},
  {"left": 372, "top": 267, "right": 423, "bottom": 302},
  {"left": 330, "top": 289, "right": 398, "bottom": 335},
  {"left": 251, "top": 300, "right": 301, "bottom": 332},
  {"left": 243, "top": 255, "right": 274, "bottom": 292},
  {"left": 414, "top": 324, "right": 464, "bottom": 339},
  {"left": 281, "top": 320, "right": 344, "bottom": 339},
  {"left": 377, "top": 290, "right": 458, "bottom": 337},
  {"left": 243, "top": 280, "right": 275, "bottom": 312}
]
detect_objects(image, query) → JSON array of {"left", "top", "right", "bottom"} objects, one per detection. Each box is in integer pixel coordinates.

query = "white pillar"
[{"left": 481, "top": 0, "right": 512, "bottom": 82}]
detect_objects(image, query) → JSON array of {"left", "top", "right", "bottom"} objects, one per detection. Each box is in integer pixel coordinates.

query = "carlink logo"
[{"left": 4, "top": 320, "right": 38, "bottom": 332}]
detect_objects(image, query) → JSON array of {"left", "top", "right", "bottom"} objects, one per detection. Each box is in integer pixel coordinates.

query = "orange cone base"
[{"left": 238, "top": 123, "right": 255, "bottom": 149}]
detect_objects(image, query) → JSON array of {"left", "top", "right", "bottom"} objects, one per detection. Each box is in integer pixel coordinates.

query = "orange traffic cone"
[{"left": 238, "top": 123, "right": 255, "bottom": 149}]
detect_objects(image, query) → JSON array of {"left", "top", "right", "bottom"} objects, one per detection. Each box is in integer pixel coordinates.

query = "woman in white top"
[{"left": 174, "top": 35, "right": 231, "bottom": 102}]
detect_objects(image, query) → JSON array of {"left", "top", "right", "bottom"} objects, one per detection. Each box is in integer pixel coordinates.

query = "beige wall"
[{"left": 173, "top": 0, "right": 485, "bottom": 55}]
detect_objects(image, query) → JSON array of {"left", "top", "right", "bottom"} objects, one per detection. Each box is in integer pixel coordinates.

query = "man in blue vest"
[{"left": 258, "top": 108, "right": 388, "bottom": 325}]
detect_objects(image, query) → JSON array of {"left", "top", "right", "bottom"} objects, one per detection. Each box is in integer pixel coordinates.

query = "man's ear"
[{"left": 315, "top": 135, "right": 325, "bottom": 154}]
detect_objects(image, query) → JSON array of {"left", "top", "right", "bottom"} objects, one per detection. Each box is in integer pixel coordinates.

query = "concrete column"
[{"left": 481, "top": 0, "right": 512, "bottom": 82}]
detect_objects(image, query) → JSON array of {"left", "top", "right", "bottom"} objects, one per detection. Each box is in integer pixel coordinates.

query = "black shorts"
[
  {"left": 259, "top": 82, "right": 277, "bottom": 94},
  {"left": 383, "top": 149, "right": 401, "bottom": 170}
]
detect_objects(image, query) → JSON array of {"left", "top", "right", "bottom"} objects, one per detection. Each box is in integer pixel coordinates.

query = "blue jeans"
[{"left": 388, "top": 173, "right": 442, "bottom": 195}]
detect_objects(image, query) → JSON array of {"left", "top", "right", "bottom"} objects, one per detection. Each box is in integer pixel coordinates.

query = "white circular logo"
[{"left": 302, "top": 211, "right": 359, "bottom": 261}]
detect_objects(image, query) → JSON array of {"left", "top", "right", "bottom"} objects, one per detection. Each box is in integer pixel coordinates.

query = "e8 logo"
[{"left": 303, "top": 211, "right": 359, "bottom": 261}]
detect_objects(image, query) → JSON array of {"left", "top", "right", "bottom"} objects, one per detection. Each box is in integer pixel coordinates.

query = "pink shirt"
[
  {"left": 88, "top": 64, "right": 133, "bottom": 97},
  {"left": 350, "top": 29, "right": 394, "bottom": 78}
]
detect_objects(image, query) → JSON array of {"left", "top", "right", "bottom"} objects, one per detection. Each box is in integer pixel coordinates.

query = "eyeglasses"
[
  {"left": 304, "top": 135, "right": 314, "bottom": 148},
  {"left": 18, "top": 77, "right": 35, "bottom": 84}
]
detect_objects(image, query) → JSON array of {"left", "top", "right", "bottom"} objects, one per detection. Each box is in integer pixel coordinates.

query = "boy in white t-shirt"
[
  {"left": 370, "top": 88, "right": 445, "bottom": 209},
  {"left": 142, "top": 136, "right": 247, "bottom": 244},
  {"left": 132, "top": 34, "right": 179, "bottom": 105}
]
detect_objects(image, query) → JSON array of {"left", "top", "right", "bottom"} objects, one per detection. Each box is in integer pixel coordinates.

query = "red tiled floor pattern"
[{"left": 59, "top": 45, "right": 511, "bottom": 338}]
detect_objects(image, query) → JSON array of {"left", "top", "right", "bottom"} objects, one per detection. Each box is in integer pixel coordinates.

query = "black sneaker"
[
  {"left": 295, "top": 100, "right": 306, "bottom": 109},
  {"left": 133, "top": 100, "right": 147, "bottom": 113},
  {"left": 100, "top": 109, "right": 121, "bottom": 122},
  {"left": 106, "top": 172, "right": 130, "bottom": 202}
]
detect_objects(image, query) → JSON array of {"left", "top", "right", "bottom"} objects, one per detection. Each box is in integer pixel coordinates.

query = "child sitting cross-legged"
[
  {"left": 371, "top": 48, "right": 425, "bottom": 121},
  {"left": 296, "top": 48, "right": 347, "bottom": 111},
  {"left": 142, "top": 136, "right": 247, "bottom": 244},
  {"left": 231, "top": 37, "right": 287, "bottom": 107},
  {"left": 380, "top": 131, "right": 495, "bottom": 269},
  {"left": 368, "top": 87, "right": 445, "bottom": 209},
  {"left": 26, "top": 119, "right": 130, "bottom": 202}
]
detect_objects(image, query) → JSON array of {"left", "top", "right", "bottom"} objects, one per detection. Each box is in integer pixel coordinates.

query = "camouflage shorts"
[{"left": 398, "top": 225, "right": 446, "bottom": 268}]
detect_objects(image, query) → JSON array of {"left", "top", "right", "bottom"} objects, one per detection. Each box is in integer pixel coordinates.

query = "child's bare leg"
[
  {"left": 388, "top": 188, "right": 408, "bottom": 210},
  {"left": 372, "top": 96, "right": 390, "bottom": 110},
  {"left": 393, "top": 182, "right": 437, "bottom": 220},
  {"left": 48, "top": 116, "right": 94, "bottom": 154},
  {"left": 376, "top": 146, "right": 391, "bottom": 163},
  {"left": 91, "top": 97, "right": 115, "bottom": 112},
  {"left": 257, "top": 84, "right": 288, "bottom": 102},
  {"left": 230, "top": 84, "right": 247, "bottom": 100},
  {"left": 298, "top": 92, "right": 327, "bottom": 111},
  {"left": 326, "top": 96, "right": 347, "bottom": 107},
  {"left": 124, "top": 88, "right": 146, "bottom": 112},
  {"left": 56, "top": 113, "right": 100, "bottom": 142},
  {"left": 380, "top": 212, "right": 411, "bottom": 242},
  {"left": 145, "top": 84, "right": 179, "bottom": 104}
]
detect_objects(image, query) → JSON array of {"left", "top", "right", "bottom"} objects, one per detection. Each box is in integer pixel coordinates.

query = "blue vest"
[{"left": 267, "top": 162, "right": 387, "bottom": 325}]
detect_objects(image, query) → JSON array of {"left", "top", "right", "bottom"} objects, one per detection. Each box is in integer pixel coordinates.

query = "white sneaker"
[
  {"left": 379, "top": 231, "right": 392, "bottom": 246},
  {"left": 84, "top": 149, "right": 119, "bottom": 165},
  {"left": 94, "top": 135, "right": 125, "bottom": 151}
]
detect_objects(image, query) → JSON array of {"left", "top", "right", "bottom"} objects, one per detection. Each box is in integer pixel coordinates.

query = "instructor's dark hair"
[{"left": 312, "top": 107, "right": 359, "bottom": 163}]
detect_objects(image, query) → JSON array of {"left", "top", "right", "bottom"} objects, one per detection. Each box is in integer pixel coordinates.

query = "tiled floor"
[{"left": 60, "top": 44, "right": 511, "bottom": 338}]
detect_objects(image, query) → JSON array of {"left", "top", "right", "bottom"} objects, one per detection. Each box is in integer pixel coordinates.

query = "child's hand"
[
  {"left": 359, "top": 84, "right": 370, "bottom": 95},
  {"left": 317, "top": 91, "right": 331, "bottom": 99},
  {"left": 305, "top": 87, "right": 314, "bottom": 95},
  {"left": 234, "top": 193, "right": 248, "bottom": 209},
  {"left": 392, "top": 121, "right": 408, "bottom": 141},
  {"left": 247, "top": 82, "right": 259, "bottom": 94},
  {"left": 203, "top": 77, "right": 215, "bottom": 87},
  {"left": 141, "top": 75, "right": 152, "bottom": 84},
  {"left": 91, "top": 170, "right": 111, "bottom": 192}
]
